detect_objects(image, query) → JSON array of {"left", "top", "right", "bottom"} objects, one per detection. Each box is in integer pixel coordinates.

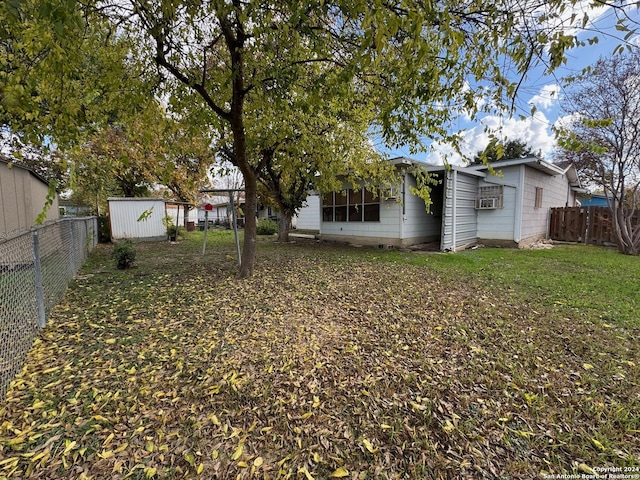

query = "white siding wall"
[
  {"left": 401, "top": 174, "right": 441, "bottom": 242},
  {"left": 166, "top": 205, "right": 198, "bottom": 226},
  {"left": 520, "top": 166, "right": 573, "bottom": 243},
  {"left": 257, "top": 208, "right": 267, "bottom": 220},
  {"left": 321, "top": 198, "right": 401, "bottom": 244},
  {"left": 198, "top": 206, "right": 229, "bottom": 222},
  {"left": 108, "top": 198, "right": 167, "bottom": 240},
  {"left": 215, "top": 206, "right": 228, "bottom": 221},
  {"left": 476, "top": 167, "right": 521, "bottom": 242},
  {"left": 296, "top": 194, "right": 321, "bottom": 231}
]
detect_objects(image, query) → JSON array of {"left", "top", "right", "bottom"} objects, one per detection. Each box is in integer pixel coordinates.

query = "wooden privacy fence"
[{"left": 549, "top": 206, "right": 639, "bottom": 246}]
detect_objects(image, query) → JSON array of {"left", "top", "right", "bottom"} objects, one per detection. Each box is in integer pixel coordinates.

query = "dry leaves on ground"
[{"left": 0, "top": 240, "right": 638, "bottom": 479}]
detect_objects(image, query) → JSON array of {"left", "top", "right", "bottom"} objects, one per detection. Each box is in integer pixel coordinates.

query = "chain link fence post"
[
  {"left": 68, "top": 220, "right": 76, "bottom": 277},
  {"left": 31, "top": 229, "right": 46, "bottom": 329}
]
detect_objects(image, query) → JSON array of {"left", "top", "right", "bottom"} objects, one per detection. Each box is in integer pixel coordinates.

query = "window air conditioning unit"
[{"left": 476, "top": 197, "right": 498, "bottom": 209}]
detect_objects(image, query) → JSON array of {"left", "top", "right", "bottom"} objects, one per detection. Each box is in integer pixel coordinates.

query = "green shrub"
[
  {"left": 256, "top": 219, "right": 278, "bottom": 235},
  {"left": 163, "top": 215, "right": 180, "bottom": 240},
  {"left": 167, "top": 224, "right": 179, "bottom": 241},
  {"left": 112, "top": 240, "right": 136, "bottom": 270}
]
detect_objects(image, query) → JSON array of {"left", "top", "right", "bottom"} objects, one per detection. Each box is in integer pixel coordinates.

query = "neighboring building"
[
  {"left": 256, "top": 203, "right": 280, "bottom": 223},
  {"left": 107, "top": 198, "right": 168, "bottom": 241},
  {"left": 0, "top": 156, "right": 59, "bottom": 235},
  {"left": 198, "top": 196, "right": 245, "bottom": 226},
  {"left": 578, "top": 192, "right": 610, "bottom": 207},
  {"left": 314, "top": 157, "right": 583, "bottom": 250},
  {"left": 296, "top": 194, "right": 321, "bottom": 232},
  {"left": 165, "top": 203, "right": 198, "bottom": 228},
  {"left": 59, "top": 199, "right": 93, "bottom": 217},
  {"left": 195, "top": 191, "right": 317, "bottom": 231}
]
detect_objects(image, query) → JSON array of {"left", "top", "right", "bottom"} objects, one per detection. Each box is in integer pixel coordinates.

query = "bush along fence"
[
  {"left": 549, "top": 206, "right": 639, "bottom": 246},
  {"left": 0, "top": 217, "right": 98, "bottom": 398}
]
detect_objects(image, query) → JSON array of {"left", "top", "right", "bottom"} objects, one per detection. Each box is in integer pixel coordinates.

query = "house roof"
[
  {"left": 546, "top": 161, "right": 586, "bottom": 192},
  {"left": 0, "top": 155, "right": 51, "bottom": 186},
  {"left": 580, "top": 192, "right": 611, "bottom": 200},
  {"left": 466, "top": 156, "right": 587, "bottom": 193},
  {"left": 388, "top": 156, "right": 421, "bottom": 166},
  {"left": 390, "top": 157, "right": 487, "bottom": 177},
  {"left": 423, "top": 164, "right": 487, "bottom": 177},
  {"left": 467, "top": 156, "right": 566, "bottom": 176}
]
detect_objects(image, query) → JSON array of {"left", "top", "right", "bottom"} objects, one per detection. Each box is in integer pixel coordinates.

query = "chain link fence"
[{"left": 0, "top": 217, "right": 98, "bottom": 398}]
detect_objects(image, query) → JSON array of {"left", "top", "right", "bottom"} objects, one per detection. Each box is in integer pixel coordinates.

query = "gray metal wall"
[{"left": 441, "top": 170, "right": 479, "bottom": 251}]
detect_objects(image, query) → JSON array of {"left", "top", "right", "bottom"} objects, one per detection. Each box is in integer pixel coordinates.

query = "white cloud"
[
  {"left": 529, "top": 84, "right": 561, "bottom": 111},
  {"left": 457, "top": 81, "right": 488, "bottom": 122},
  {"left": 427, "top": 82, "right": 568, "bottom": 165},
  {"left": 427, "top": 110, "right": 558, "bottom": 166},
  {"left": 534, "top": 1, "right": 611, "bottom": 40},
  {"left": 553, "top": 112, "right": 582, "bottom": 131}
]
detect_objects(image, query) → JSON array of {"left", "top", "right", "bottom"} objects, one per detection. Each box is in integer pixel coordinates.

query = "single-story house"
[
  {"left": 198, "top": 196, "right": 245, "bottom": 227},
  {"left": 0, "top": 156, "right": 59, "bottom": 235},
  {"left": 165, "top": 202, "right": 198, "bottom": 228},
  {"left": 59, "top": 199, "right": 93, "bottom": 217},
  {"left": 578, "top": 192, "right": 611, "bottom": 207},
  {"left": 316, "top": 156, "right": 584, "bottom": 251}
]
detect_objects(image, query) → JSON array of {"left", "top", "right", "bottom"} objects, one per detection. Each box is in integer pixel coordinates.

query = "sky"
[{"left": 383, "top": 3, "right": 640, "bottom": 166}]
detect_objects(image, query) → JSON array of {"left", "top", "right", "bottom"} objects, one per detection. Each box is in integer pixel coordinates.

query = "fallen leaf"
[{"left": 330, "top": 467, "right": 349, "bottom": 478}]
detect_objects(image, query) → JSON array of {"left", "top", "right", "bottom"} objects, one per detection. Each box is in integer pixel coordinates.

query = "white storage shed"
[{"left": 108, "top": 198, "right": 167, "bottom": 241}]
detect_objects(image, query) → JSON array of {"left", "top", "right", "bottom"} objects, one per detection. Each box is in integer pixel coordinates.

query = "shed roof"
[
  {"left": 107, "top": 197, "right": 166, "bottom": 202},
  {"left": 0, "top": 155, "right": 51, "bottom": 186}
]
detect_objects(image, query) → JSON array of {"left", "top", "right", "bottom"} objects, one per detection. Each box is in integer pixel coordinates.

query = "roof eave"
[{"left": 468, "top": 156, "right": 564, "bottom": 176}]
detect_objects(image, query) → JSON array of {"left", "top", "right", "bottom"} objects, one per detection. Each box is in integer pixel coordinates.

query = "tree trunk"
[
  {"left": 183, "top": 205, "right": 190, "bottom": 228},
  {"left": 239, "top": 174, "right": 257, "bottom": 278},
  {"left": 277, "top": 210, "right": 293, "bottom": 242},
  {"left": 612, "top": 203, "right": 640, "bottom": 255}
]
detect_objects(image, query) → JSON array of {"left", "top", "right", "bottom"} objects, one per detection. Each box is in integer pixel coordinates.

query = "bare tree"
[{"left": 556, "top": 50, "right": 640, "bottom": 255}]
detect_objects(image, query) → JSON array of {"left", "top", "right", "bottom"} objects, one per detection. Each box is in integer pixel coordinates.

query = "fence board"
[{"left": 550, "top": 206, "right": 639, "bottom": 246}]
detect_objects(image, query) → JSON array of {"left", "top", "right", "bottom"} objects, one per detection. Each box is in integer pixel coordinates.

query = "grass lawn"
[{"left": 0, "top": 231, "right": 638, "bottom": 479}]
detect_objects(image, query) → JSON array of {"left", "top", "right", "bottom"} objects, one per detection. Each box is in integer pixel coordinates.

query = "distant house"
[
  {"left": 165, "top": 202, "right": 198, "bottom": 228},
  {"left": 198, "top": 196, "right": 245, "bottom": 227},
  {"left": 296, "top": 194, "right": 321, "bottom": 232},
  {"left": 59, "top": 199, "right": 93, "bottom": 217},
  {"left": 0, "top": 156, "right": 59, "bottom": 235},
  {"left": 314, "top": 156, "right": 584, "bottom": 250},
  {"left": 578, "top": 192, "right": 610, "bottom": 207}
]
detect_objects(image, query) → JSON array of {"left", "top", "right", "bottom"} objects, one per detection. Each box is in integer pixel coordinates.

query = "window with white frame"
[
  {"left": 535, "top": 187, "right": 543, "bottom": 209},
  {"left": 322, "top": 189, "right": 380, "bottom": 222},
  {"left": 475, "top": 185, "right": 504, "bottom": 209}
]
